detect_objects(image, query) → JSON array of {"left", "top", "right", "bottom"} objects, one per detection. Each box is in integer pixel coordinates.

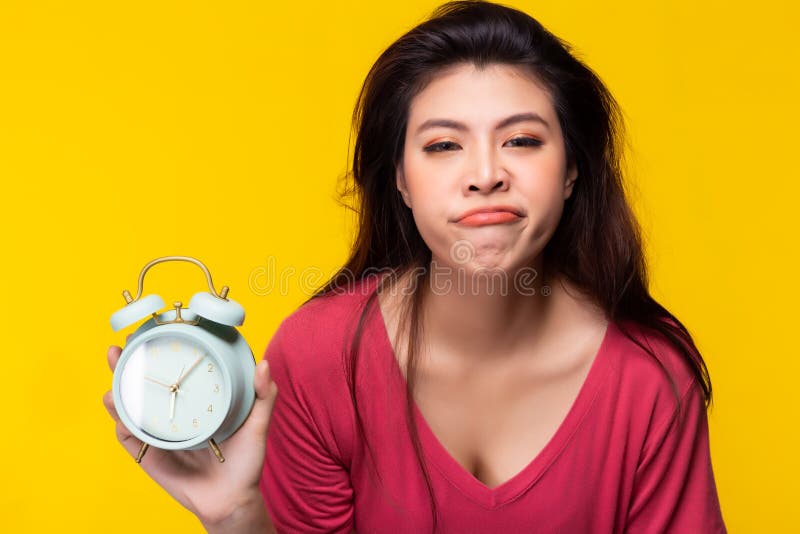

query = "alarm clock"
[{"left": 110, "top": 256, "right": 256, "bottom": 464}]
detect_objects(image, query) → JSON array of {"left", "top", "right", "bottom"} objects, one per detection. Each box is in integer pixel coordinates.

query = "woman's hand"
[{"left": 102, "top": 345, "right": 279, "bottom": 531}]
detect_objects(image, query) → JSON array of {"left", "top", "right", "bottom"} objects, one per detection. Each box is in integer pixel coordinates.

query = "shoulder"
[
  {"left": 610, "top": 318, "right": 701, "bottom": 393},
  {"left": 263, "top": 276, "right": 379, "bottom": 388},
  {"left": 605, "top": 318, "right": 706, "bottom": 429},
  {"left": 260, "top": 278, "right": 381, "bottom": 462}
]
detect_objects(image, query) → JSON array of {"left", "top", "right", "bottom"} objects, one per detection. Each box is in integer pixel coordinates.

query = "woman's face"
[{"left": 398, "top": 62, "right": 577, "bottom": 277}]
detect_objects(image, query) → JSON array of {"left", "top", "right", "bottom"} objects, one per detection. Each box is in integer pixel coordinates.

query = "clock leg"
[
  {"left": 135, "top": 442, "right": 149, "bottom": 463},
  {"left": 208, "top": 439, "right": 225, "bottom": 463}
]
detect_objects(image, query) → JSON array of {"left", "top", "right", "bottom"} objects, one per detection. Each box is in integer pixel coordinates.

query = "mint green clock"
[{"left": 110, "top": 256, "right": 255, "bottom": 464}]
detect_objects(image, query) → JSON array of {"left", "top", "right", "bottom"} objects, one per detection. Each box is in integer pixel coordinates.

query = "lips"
[{"left": 454, "top": 206, "right": 524, "bottom": 227}]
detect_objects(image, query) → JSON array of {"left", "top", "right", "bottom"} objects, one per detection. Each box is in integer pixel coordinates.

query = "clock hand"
[
  {"left": 169, "top": 389, "right": 177, "bottom": 421},
  {"left": 174, "top": 364, "right": 186, "bottom": 384},
  {"left": 168, "top": 364, "right": 185, "bottom": 422},
  {"left": 175, "top": 355, "right": 204, "bottom": 386},
  {"left": 144, "top": 376, "right": 172, "bottom": 389}
]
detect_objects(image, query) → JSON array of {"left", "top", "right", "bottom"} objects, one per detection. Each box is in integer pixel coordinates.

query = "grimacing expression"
[{"left": 397, "top": 62, "right": 577, "bottom": 275}]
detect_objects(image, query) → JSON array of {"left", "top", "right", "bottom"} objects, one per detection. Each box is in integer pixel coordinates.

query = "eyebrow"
[{"left": 414, "top": 112, "right": 551, "bottom": 136}]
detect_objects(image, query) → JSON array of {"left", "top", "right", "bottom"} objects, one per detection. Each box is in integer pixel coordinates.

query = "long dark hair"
[{"left": 305, "top": 1, "right": 712, "bottom": 530}]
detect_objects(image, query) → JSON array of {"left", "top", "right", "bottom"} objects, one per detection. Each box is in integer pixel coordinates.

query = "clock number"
[
  {"left": 171, "top": 423, "right": 178, "bottom": 432},
  {"left": 192, "top": 418, "right": 199, "bottom": 428},
  {"left": 207, "top": 404, "right": 213, "bottom": 413},
  {"left": 213, "top": 384, "right": 220, "bottom": 393},
  {"left": 207, "top": 363, "right": 214, "bottom": 373},
  {"left": 170, "top": 342, "right": 181, "bottom": 352}
]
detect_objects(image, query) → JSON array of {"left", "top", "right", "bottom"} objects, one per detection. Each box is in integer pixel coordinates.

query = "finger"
[
  {"left": 245, "top": 360, "right": 278, "bottom": 440},
  {"left": 254, "top": 359, "right": 278, "bottom": 403},
  {"left": 107, "top": 345, "right": 122, "bottom": 372},
  {"left": 115, "top": 422, "right": 145, "bottom": 460},
  {"left": 102, "top": 390, "right": 121, "bottom": 423},
  {"left": 103, "top": 391, "right": 134, "bottom": 446},
  {"left": 103, "top": 391, "right": 147, "bottom": 460}
]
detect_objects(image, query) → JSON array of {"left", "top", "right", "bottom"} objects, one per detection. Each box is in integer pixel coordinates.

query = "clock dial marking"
[{"left": 119, "top": 337, "right": 227, "bottom": 443}]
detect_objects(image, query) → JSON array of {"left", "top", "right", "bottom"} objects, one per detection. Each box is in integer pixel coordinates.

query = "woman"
[{"left": 104, "top": 1, "right": 726, "bottom": 532}]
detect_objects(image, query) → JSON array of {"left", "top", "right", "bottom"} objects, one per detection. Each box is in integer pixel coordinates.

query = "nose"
[{"left": 464, "top": 143, "right": 510, "bottom": 194}]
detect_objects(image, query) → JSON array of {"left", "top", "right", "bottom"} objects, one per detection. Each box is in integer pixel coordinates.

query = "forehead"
[{"left": 407, "top": 63, "right": 557, "bottom": 130}]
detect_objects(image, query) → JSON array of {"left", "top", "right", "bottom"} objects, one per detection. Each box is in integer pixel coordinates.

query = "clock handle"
[{"left": 122, "top": 256, "right": 231, "bottom": 304}]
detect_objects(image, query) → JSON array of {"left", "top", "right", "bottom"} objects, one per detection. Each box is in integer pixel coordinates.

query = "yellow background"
[{"left": 1, "top": 0, "right": 795, "bottom": 531}]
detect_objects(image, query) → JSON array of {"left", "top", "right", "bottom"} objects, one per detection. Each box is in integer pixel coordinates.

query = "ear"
[
  {"left": 396, "top": 163, "right": 412, "bottom": 208},
  {"left": 563, "top": 161, "right": 578, "bottom": 200}
]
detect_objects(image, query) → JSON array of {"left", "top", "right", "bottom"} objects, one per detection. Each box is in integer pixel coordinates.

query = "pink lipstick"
[{"left": 454, "top": 206, "right": 524, "bottom": 227}]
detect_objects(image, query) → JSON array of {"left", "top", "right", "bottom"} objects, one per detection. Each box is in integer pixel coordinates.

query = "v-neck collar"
[{"left": 369, "top": 288, "right": 616, "bottom": 510}]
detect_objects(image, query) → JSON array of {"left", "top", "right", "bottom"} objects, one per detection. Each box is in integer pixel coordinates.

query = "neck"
[{"left": 420, "top": 259, "right": 557, "bottom": 362}]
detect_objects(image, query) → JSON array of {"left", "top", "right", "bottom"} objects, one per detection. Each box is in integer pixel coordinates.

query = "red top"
[{"left": 260, "top": 277, "right": 726, "bottom": 533}]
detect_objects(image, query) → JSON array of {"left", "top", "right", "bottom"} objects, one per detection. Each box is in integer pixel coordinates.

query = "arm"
[
  {"left": 625, "top": 381, "right": 727, "bottom": 533},
  {"left": 202, "top": 493, "right": 276, "bottom": 534},
  {"left": 258, "top": 321, "right": 356, "bottom": 533}
]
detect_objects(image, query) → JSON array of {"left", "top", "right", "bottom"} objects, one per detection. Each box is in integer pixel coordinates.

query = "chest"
[{"left": 412, "top": 349, "right": 597, "bottom": 489}]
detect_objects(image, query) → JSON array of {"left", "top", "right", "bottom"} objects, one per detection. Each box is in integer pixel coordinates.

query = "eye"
[
  {"left": 423, "top": 141, "right": 461, "bottom": 153},
  {"left": 505, "top": 136, "right": 543, "bottom": 148}
]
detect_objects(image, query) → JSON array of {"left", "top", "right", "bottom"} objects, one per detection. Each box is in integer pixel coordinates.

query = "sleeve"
[
  {"left": 258, "top": 322, "right": 355, "bottom": 534},
  {"left": 625, "top": 380, "right": 727, "bottom": 533}
]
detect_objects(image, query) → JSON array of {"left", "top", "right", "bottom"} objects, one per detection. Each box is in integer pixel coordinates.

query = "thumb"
[{"left": 245, "top": 359, "right": 279, "bottom": 439}]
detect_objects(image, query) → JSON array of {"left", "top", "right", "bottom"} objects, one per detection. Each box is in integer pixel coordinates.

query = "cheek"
[
  {"left": 403, "top": 155, "right": 453, "bottom": 204},
  {"left": 401, "top": 159, "right": 453, "bottom": 248},
  {"left": 516, "top": 163, "right": 565, "bottom": 204},
  {"left": 514, "top": 162, "right": 569, "bottom": 227}
]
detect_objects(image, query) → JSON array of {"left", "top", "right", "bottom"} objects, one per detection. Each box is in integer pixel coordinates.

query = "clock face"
[{"left": 118, "top": 335, "right": 229, "bottom": 442}]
